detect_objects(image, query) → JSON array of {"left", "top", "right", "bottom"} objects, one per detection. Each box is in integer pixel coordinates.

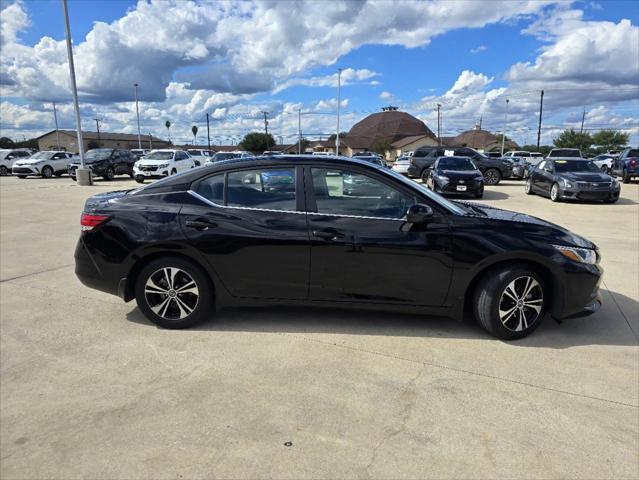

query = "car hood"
[
  {"left": 136, "top": 159, "right": 173, "bottom": 166},
  {"left": 557, "top": 172, "right": 612, "bottom": 182},
  {"left": 456, "top": 202, "right": 596, "bottom": 249},
  {"left": 440, "top": 170, "right": 482, "bottom": 179}
]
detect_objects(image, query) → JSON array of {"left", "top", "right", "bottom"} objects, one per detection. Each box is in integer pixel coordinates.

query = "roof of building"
[
  {"left": 36, "top": 129, "right": 167, "bottom": 143},
  {"left": 451, "top": 128, "right": 518, "bottom": 150},
  {"left": 344, "top": 110, "right": 436, "bottom": 150},
  {"left": 390, "top": 134, "right": 435, "bottom": 149}
]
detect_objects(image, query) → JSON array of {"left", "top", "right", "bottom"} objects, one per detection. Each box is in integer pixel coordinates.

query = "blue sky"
[{"left": 1, "top": 0, "right": 638, "bottom": 146}]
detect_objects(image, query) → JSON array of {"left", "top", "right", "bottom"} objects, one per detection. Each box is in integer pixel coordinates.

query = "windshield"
[
  {"left": 214, "top": 153, "right": 240, "bottom": 161},
  {"left": 382, "top": 167, "right": 466, "bottom": 215},
  {"left": 84, "top": 149, "right": 112, "bottom": 160},
  {"left": 28, "top": 152, "right": 54, "bottom": 160},
  {"left": 554, "top": 160, "right": 600, "bottom": 172},
  {"left": 438, "top": 157, "right": 477, "bottom": 170},
  {"left": 144, "top": 151, "right": 174, "bottom": 160},
  {"left": 550, "top": 149, "right": 581, "bottom": 157}
]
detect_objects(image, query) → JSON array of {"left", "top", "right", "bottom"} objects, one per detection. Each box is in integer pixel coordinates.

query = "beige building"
[
  {"left": 390, "top": 134, "right": 439, "bottom": 160},
  {"left": 449, "top": 125, "right": 518, "bottom": 152},
  {"left": 36, "top": 130, "right": 170, "bottom": 153}
]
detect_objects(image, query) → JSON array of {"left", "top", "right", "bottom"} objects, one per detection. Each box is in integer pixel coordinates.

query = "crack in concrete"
[{"left": 0, "top": 264, "right": 74, "bottom": 283}]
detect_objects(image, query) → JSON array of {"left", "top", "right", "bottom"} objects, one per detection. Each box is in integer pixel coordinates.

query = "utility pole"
[
  {"left": 148, "top": 133, "right": 152, "bottom": 149},
  {"left": 501, "top": 98, "right": 510, "bottom": 156},
  {"left": 93, "top": 117, "right": 101, "bottom": 146},
  {"left": 206, "top": 113, "right": 211, "bottom": 152},
  {"left": 536, "top": 90, "right": 544, "bottom": 149},
  {"left": 61, "top": 0, "right": 88, "bottom": 184},
  {"left": 262, "top": 111, "right": 269, "bottom": 136},
  {"left": 436, "top": 103, "right": 441, "bottom": 146},
  {"left": 134, "top": 83, "right": 141, "bottom": 149},
  {"left": 298, "top": 109, "right": 302, "bottom": 154},
  {"left": 336, "top": 67, "right": 342, "bottom": 155},
  {"left": 52, "top": 101, "right": 61, "bottom": 150},
  {"left": 580, "top": 107, "right": 586, "bottom": 134}
]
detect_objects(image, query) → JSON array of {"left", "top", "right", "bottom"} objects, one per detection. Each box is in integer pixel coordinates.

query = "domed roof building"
[{"left": 449, "top": 125, "right": 518, "bottom": 152}]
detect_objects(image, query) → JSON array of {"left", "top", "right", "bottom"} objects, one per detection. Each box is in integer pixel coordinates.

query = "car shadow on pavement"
[
  {"left": 478, "top": 190, "right": 509, "bottom": 201},
  {"left": 125, "top": 289, "right": 638, "bottom": 348}
]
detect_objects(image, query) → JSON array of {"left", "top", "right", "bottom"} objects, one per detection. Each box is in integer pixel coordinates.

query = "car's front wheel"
[
  {"left": 135, "top": 257, "right": 213, "bottom": 329},
  {"left": 474, "top": 264, "right": 546, "bottom": 340},
  {"left": 0, "top": 166, "right": 8, "bottom": 176},
  {"left": 483, "top": 168, "right": 501, "bottom": 185},
  {"left": 524, "top": 178, "right": 534, "bottom": 195},
  {"left": 103, "top": 167, "right": 115, "bottom": 181},
  {"left": 41, "top": 166, "right": 53, "bottom": 178},
  {"left": 550, "top": 183, "right": 561, "bottom": 202}
]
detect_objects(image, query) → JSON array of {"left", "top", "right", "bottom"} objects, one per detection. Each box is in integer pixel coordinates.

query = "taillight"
[
  {"left": 630, "top": 158, "right": 637, "bottom": 168},
  {"left": 81, "top": 213, "right": 109, "bottom": 231}
]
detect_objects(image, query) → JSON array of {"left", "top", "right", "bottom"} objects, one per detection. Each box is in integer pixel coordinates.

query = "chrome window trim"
[{"left": 187, "top": 190, "right": 405, "bottom": 222}]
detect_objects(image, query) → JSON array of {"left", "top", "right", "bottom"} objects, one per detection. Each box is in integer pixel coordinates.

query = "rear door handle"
[
  {"left": 185, "top": 219, "right": 217, "bottom": 230},
  {"left": 312, "top": 229, "right": 344, "bottom": 240}
]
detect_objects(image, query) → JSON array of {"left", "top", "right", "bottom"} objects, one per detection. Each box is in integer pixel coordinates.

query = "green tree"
[
  {"left": 0, "top": 137, "right": 15, "bottom": 149},
  {"left": 553, "top": 129, "right": 593, "bottom": 151},
  {"left": 239, "top": 132, "right": 275, "bottom": 153},
  {"left": 591, "top": 130, "right": 629, "bottom": 151},
  {"left": 371, "top": 138, "right": 392, "bottom": 155}
]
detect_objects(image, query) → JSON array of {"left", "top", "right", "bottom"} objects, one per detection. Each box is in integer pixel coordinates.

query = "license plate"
[{"left": 456, "top": 185, "right": 467, "bottom": 191}]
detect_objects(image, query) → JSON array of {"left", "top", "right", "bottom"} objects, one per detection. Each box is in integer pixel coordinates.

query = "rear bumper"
[{"left": 74, "top": 238, "right": 120, "bottom": 297}]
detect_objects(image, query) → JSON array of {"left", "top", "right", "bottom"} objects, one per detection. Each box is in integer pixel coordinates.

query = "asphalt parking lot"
[{"left": 1, "top": 175, "right": 637, "bottom": 479}]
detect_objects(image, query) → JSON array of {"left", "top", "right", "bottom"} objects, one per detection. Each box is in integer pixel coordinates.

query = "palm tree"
[
  {"left": 165, "top": 120, "right": 171, "bottom": 143},
  {"left": 191, "top": 125, "right": 198, "bottom": 145}
]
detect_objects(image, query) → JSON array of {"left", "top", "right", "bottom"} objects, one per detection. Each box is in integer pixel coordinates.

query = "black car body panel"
[
  {"left": 528, "top": 159, "right": 621, "bottom": 202},
  {"left": 426, "top": 156, "right": 484, "bottom": 197},
  {"left": 75, "top": 155, "right": 603, "bottom": 324},
  {"left": 611, "top": 147, "right": 639, "bottom": 180}
]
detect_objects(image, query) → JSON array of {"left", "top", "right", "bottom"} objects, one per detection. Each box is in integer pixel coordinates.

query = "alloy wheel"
[
  {"left": 0, "top": 166, "right": 7, "bottom": 176},
  {"left": 498, "top": 276, "right": 543, "bottom": 332},
  {"left": 42, "top": 166, "right": 53, "bottom": 178},
  {"left": 484, "top": 169, "right": 500, "bottom": 185},
  {"left": 551, "top": 183, "right": 559, "bottom": 201},
  {"left": 144, "top": 267, "right": 199, "bottom": 320}
]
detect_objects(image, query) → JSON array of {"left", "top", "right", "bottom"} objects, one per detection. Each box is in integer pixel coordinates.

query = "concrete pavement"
[{"left": 1, "top": 175, "right": 637, "bottom": 479}]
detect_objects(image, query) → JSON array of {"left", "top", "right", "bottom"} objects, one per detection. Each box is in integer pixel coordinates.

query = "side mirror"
[{"left": 406, "top": 203, "right": 433, "bottom": 223}]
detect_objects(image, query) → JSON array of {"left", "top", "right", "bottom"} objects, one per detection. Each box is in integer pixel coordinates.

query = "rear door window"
[{"left": 227, "top": 168, "right": 296, "bottom": 211}]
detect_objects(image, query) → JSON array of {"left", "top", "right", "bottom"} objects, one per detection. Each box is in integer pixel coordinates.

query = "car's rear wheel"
[
  {"left": 474, "top": 265, "right": 546, "bottom": 340},
  {"left": 550, "top": 183, "right": 561, "bottom": 202},
  {"left": 135, "top": 257, "right": 213, "bottom": 329},
  {"left": 483, "top": 168, "right": 501, "bottom": 185},
  {"left": 41, "top": 166, "right": 53, "bottom": 178},
  {"left": 420, "top": 169, "right": 430, "bottom": 183},
  {"left": 524, "top": 178, "right": 534, "bottom": 195},
  {"left": 622, "top": 169, "right": 631, "bottom": 184},
  {"left": 103, "top": 167, "right": 115, "bottom": 181}
]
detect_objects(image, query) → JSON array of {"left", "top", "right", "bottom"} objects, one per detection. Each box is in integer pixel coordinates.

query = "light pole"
[
  {"left": 501, "top": 98, "right": 510, "bottom": 156},
  {"left": 298, "top": 108, "right": 302, "bottom": 154},
  {"left": 52, "top": 101, "right": 61, "bottom": 150},
  {"left": 436, "top": 103, "right": 441, "bottom": 146},
  {"left": 61, "top": 0, "right": 89, "bottom": 184},
  {"left": 134, "top": 83, "right": 141, "bottom": 149},
  {"left": 335, "top": 68, "right": 342, "bottom": 155}
]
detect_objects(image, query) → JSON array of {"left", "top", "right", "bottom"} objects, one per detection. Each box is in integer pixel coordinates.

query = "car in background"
[
  {"left": 508, "top": 157, "right": 530, "bottom": 179},
  {"left": 0, "top": 149, "right": 33, "bottom": 175},
  {"left": 484, "top": 152, "right": 502, "bottom": 158},
  {"left": 188, "top": 149, "right": 213, "bottom": 158},
  {"left": 12, "top": 151, "right": 74, "bottom": 178},
  {"left": 208, "top": 151, "right": 252, "bottom": 164},
  {"left": 75, "top": 155, "right": 604, "bottom": 340},
  {"left": 425, "top": 156, "right": 484, "bottom": 198},
  {"left": 525, "top": 158, "right": 620, "bottom": 203},
  {"left": 68, "top": 149, "right": 136, "bottom": 181},
  {"left": 131, "top": 149, "right": 150, "bottom": 159},
  {"left": 391, "top": 155, "right": 411, "bottom": 175},
  {"left": 408, "top": 146, "right": 512, "bottom": 185},
  {"left": 353, "top": 154, "right": 387, "bottom": 167},
  {"left": 503, "top": 150, "right": 532, "bottom": 159},
  {"left": 547, "top": 148, "right": 583, "bottom": 159},
  {"left": 262, "top": 151, "right": 284, "bottom": 156},
  {"left": 133, "top": 149, "right": 195, "bottom": 183},
  {"left": 312, "top": 151, "right": 332, "bottom": 156},
  {"left": 592, "top": 153, "right": 618, "bottom": 174},
  {"left": 610, "top": 148, "right": 639, "bottom": 183}
]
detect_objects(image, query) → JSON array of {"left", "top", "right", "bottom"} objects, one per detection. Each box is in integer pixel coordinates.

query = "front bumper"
[
  {"left": 437, "top": 180, "right": 483, "bottom": 196},
  {"left": 558, "top": 186, "right": 620, "bottom": 201},
  {"left": 550, "top": 257, "right": 604, "bottom": 319},
  {"left": 133, "top": 166, "right": 170, "bottom": 178},
  {"left": 12, "top": 166, "right": 39, "bottom": 175}
]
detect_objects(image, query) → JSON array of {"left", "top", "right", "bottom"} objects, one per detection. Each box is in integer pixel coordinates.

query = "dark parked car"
[
  {"left": 425, "top": 156, "right": 484, "bottom": 198},
  {"left": 525, "top": 159, "right": 620, "bottom": 203},
  {"left": 69, "top": 149, "right": 135, "bottom": 180},
  {"left": 408, "top": 147, "right": 512, "bottom": 185},
  {"left": 484, "top": 152, "right": 502, "bottom": 158},
  {"left": 610, "top": 148, "right": 639, "bottom": 183},
  {"left": 509, "top": 157, "right": 530, "bottom": 179},
  {"left": 75, "top": 155, "right": 603, "bottom": 340}
]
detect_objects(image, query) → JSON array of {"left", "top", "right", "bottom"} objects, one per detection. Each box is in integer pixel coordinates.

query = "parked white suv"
[
  {"left": 12, "top": 151, "right": 74, "bottom": 178},
  {"left": 133, "top": 149, "right": 195, "bottom": 183},
  {"left": 0, "top": 149, "right": 33, "bottom": 175}
]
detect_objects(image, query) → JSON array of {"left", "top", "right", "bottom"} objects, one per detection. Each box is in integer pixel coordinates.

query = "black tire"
[
  {"left": 420, "top": 169, "right": 430, "bottom": 184},
  {"left": 54, "top": 172, "right": 63, "bottom": 177},
  {"left": 483, "top": 168, "right": 501, "bottom": 185},
  {"left": 622, "top": 169, "right": 631, "bottom": 184},
  {"left": 600, "top": 165, "right": 609, "bottom": 174},
  {"left": 103, "top": 167, "right": 115, "bottom": 181},
  {"left": 524, "top": 178, "right": 534, "bottom": 195},
  {"left": 171, "top": 168, "right": 177, "bottom": 175},
  {"left": 70, "top": 176, "right": 77, "bottom": 182},
  {"left": 135, "top": 256, "right": 213, "bottom": 329},
  {"left": 135, "top": 178, "right": 145, "bottom": 184},
  {"left": 17, "top": 175, "right": 27, "bottom": 179},
  {"left": 0, "top": 166, "right": 7, "bottom": 176},
  {"left": 41, "top": 166, "right": 53, "bottom": 178},
  {"left": 474, "top": 191, "right": 483, "bottom": 199},
  {"left": 550, "top": 183, "right": 561, "bottom": 202},
  {"left": 473, "top": 264, "right": 546, "bottom": 340}
]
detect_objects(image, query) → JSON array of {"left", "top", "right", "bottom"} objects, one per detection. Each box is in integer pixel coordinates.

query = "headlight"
[
  {"left": 438, "top": 175, "right": 450, "bottom": 182},
  {"left": 156, "top": 163, "right": 170, "bottom": 168},
  {"left": 612, "top": 178, "right": 619, "bottom": 188},
  {"left": 552, "top": 245, "right": 597, "bottom": 264},
  {"left": 560, "top": 178, "right": 573, "bottom": 188}
]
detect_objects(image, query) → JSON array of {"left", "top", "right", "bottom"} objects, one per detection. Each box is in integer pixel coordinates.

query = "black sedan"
[
  {"left": 425, "top": 156, "right": 484, "bottom": 198},
  {"left": 75, "top": 155, "right": 603, "bottom": 340},
  {"left": 68, "top": 148, "right": 136, "bottom": 181},
  {"left": 525, "top": 159, "right": 620, "bottom": 203}
]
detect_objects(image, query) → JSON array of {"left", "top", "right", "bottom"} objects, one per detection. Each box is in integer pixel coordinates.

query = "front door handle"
[
  {"left": 312, "top": 229, "right": 344, "bottom": 240},
  {"left": 185, "top": 219, "right": 217, "bottom": 231}
]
